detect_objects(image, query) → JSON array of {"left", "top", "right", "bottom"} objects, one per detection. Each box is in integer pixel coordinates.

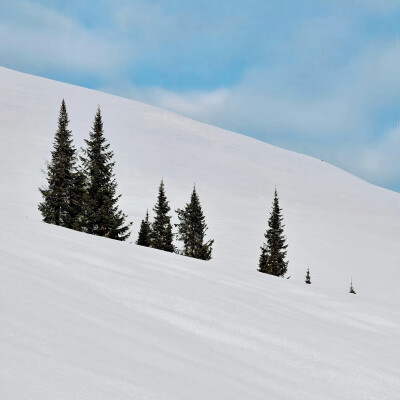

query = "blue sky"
[{"left": 1, "top": 0, "right": 400, "bottom": 191}]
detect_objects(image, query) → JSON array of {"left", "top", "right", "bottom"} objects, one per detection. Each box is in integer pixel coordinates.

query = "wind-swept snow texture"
[{"left": 0, "top": 67, "right": 399, "bottom": 399}]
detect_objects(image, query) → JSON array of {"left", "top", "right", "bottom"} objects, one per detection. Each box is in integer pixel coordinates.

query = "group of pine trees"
[
  {"left": 39, "top": 100, "right": 131, "bottom": 240},
  {"left": 136, "top": 181, "right": 214, "bottom": 260},
  {"left": 40, "top": 100, "right": 356, "bottom": 289},
  {"left": 39, "top": 100, "right": 213, "bottom": 260},
  {"left": 258, "top": 189, "right": 356, "bottom": 293}
]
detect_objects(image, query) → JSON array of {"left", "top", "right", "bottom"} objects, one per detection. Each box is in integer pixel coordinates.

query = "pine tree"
[
  {"left": 258, "top": 189, "right": 288, "bottom": 277},
  {"left": 136, "top": 210, "right": 152, "bottom": 247},
  {"left": 39, "top": 100, "right": 83, "bottom": 228},
  {"left": 176, "top": 186, "right": 214, "bottom": 260},
  {"left": 68, "top": 168, "right": 87, "bottom": 231},
  {"left": 305, "top": 267, "right": 311, "bottom": 284},
  {"left": 349, "top": 278, "right": 356, "bottom": 294},
  {"left": 151, "top": 180, "right": 175, "bottom": 252},
  {"left": 81, "top": 107, "right": 131, "bottom": 240}
]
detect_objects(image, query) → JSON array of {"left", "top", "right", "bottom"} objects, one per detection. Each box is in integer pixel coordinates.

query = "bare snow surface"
[{"left": 0, "top": 67, "right": 399, "bottom": 399}]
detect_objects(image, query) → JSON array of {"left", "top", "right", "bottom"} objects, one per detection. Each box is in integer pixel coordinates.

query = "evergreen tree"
[
  {"left": 258, "top": 189, "right": 288, "bottom": 277},
  {"left": 349, "top": 279, "right": 356, "bottom": 294},
  {"left": 81, "top": 107, "right": 131, "bottom": 240},
  {"left": 176, "top": 186, "right": 214, "bottom": 260},
  {"left": 39, "top": 100, "right": 82, "bottom": 228},
  {"left": 68, "top": 168, "right": 87, "bottom": 231},
  {"left": 136, "top": 210, "right": 152, "bottom": 247},
  {"left": 151, "top": 180, "right": 175, "bottom": 252},
  {"left": 305, "top": 267, "right": 311, "bottom": 284}
]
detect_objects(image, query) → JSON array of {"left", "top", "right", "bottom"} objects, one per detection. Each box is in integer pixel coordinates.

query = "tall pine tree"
[
  {"left": 258, "top": 189, "right": 288, "bottom": 277},
  {"left": 39, "top": 100, "right": 83, "bottom": 229},
  {"left": 176, "top": 186, "right": 214, "bottom": 260},
  {"left": 81, "top": 107, "right": 131, "bottom": 240},
  {"left": 151, "top": 180, "right": 175, "bottom": 252},
  {"left": 136, "top": 210, "right": 152, "bottom": 247}
]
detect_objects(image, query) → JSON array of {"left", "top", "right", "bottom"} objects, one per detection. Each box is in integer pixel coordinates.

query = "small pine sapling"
[
  {"left": 349, "top": 278, "right": 356, "bottom": 294},
  {"left": 305, "top": 267, "right": 311, "bottom": 284}
]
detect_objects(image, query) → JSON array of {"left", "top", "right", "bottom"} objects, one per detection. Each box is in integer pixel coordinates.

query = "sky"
[{"left": 1, "top": 0, "right": 400, "bottom": 191}]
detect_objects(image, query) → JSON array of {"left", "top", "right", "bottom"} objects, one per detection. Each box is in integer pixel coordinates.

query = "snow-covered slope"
[
  {"left": 0, "top": 67, "right": 399, "bottom": 399},
  {"left": 1, "top": 218, "right": 399, "bottom": 400}
]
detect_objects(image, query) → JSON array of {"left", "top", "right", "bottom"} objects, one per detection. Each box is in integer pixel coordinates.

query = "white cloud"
[{"left": 0, "top": 1, "right": 126, "bottom": 77}]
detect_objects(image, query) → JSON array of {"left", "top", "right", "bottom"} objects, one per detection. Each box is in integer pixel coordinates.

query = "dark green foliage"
[
  {"left": 67, "top": 169, "right": 87, "bottom": 231},
  {"left": 81, "top": 107, "right": 131, "bottom": 240},
  {"left": 136, "top": 210, "right": 152, "bottom": 247},
  {"left": 258, "top": 189, "right": 288, "bottom": 277},
  {"left": 39, "top": 100, "right": 83, "bottom": 228},
  {"left": 176, "top": 186, "right": 214, "bottom": 260},
  {"left": 151, "top": 180, "right": 175, "bottom": 252},
  {"left": 349, "top": 279, "right": 356, "bottom": 294},
  {"left": 305, "top": 267, "right": 311, "bottom": 284}
]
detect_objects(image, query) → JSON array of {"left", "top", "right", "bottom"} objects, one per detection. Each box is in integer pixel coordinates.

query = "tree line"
[
  {"left": 39, "top": 100, "right": 356, "bottom": 292},
  {"left": 38, "top": 100, "right": 213, "bottom": 260}
]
